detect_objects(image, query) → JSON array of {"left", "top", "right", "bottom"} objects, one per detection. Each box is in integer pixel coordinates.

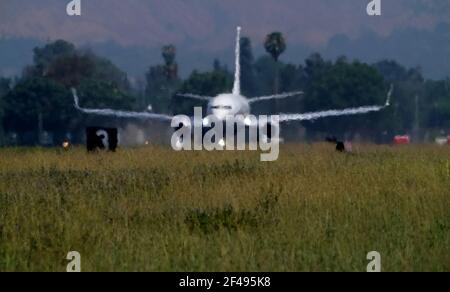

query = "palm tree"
[
  {"left": 264, "top": 32, "right": 286, "bottom": 109},
  {"left": 162, "top": 45, "right": 176, "bottom": 66},
  {"left": 161, "top": 45, "right": 178, "bottom": 80}
]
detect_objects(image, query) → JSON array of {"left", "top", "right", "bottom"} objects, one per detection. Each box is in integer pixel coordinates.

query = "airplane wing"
[
  {"left": 176, "top": 93, "right": 212, "bottom": 102},
  {"left": 72, "top": 88, "right": 173, "bottom": 121},
  {"left": 278, "top": 85, "right": 393, "bottom": 122},
  {"left": 279, "top": 105, "right": 386, "bottom": 122},
  {"left": 248, "top": 91, "right": 304, "bottom": 104}
]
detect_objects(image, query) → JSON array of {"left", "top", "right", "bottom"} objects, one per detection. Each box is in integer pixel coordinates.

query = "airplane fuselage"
[{"left": 207, "top": 93, "right": 250, "bottom": 121}]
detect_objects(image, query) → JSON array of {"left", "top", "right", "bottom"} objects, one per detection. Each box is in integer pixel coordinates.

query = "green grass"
[{"left": 0, "top": 144, "right": 449, "bottom": 272}]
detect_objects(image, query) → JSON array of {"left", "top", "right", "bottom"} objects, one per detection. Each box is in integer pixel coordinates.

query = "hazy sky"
[
  {"left": 2, "top": 0, "right": 450, "bottom": 79},
  {"left": 1, "top": 0, "right": 450, "bottom": 50}
]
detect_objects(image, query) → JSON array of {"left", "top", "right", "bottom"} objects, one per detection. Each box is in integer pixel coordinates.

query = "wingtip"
[
  {"left": 385, "top": 84, "right": 394, "bottom": 107},
  {"left": 71, "top": 88, "right": 79, "bottom": 107}
]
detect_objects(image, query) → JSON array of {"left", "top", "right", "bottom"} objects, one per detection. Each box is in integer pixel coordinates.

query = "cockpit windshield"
[{"left": 211, "top": 105, "right": 232, "bottom": 110}]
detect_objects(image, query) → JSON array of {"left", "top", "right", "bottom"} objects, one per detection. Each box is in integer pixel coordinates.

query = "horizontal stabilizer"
[
  {"left": 176, "top": 93, "right": 212, "bottom": 101},
  {"left": 248, "top": 91, "right": 304, "bottom": 103}
]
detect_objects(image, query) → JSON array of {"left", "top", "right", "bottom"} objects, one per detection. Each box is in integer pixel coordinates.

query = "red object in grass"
[
  {"left": 448, "top": 136, "right": 450, "bottom": 144},
  {"left": 394, "top": 135, "right": 410, "bottom": 145}
]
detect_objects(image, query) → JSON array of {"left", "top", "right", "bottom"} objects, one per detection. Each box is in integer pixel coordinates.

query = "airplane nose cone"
[{"left": 212, "top": 110, "right": 228, "bottom": 121}]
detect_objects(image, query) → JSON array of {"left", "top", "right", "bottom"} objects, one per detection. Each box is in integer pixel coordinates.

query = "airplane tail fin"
[{"left": 232, "top": 26, "right": 242, "bottom": 96}]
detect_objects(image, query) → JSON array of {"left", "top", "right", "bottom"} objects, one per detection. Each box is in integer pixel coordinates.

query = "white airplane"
[{"left": 72, "top": 27, "right": 392, "bottom": 142}]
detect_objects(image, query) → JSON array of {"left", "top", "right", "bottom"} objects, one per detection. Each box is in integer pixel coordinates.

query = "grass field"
[{"left": 0, "top": 144, "right": 449, "bottom": 272}]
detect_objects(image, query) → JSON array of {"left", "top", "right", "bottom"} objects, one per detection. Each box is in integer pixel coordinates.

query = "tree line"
[{"left": 0, "top": 32, "right": 449, "bottom": 146}]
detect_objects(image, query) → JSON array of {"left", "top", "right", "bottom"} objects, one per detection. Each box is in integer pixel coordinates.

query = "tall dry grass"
[{"left": 0, "top": 144, "right": 449, "bottom": 271}]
